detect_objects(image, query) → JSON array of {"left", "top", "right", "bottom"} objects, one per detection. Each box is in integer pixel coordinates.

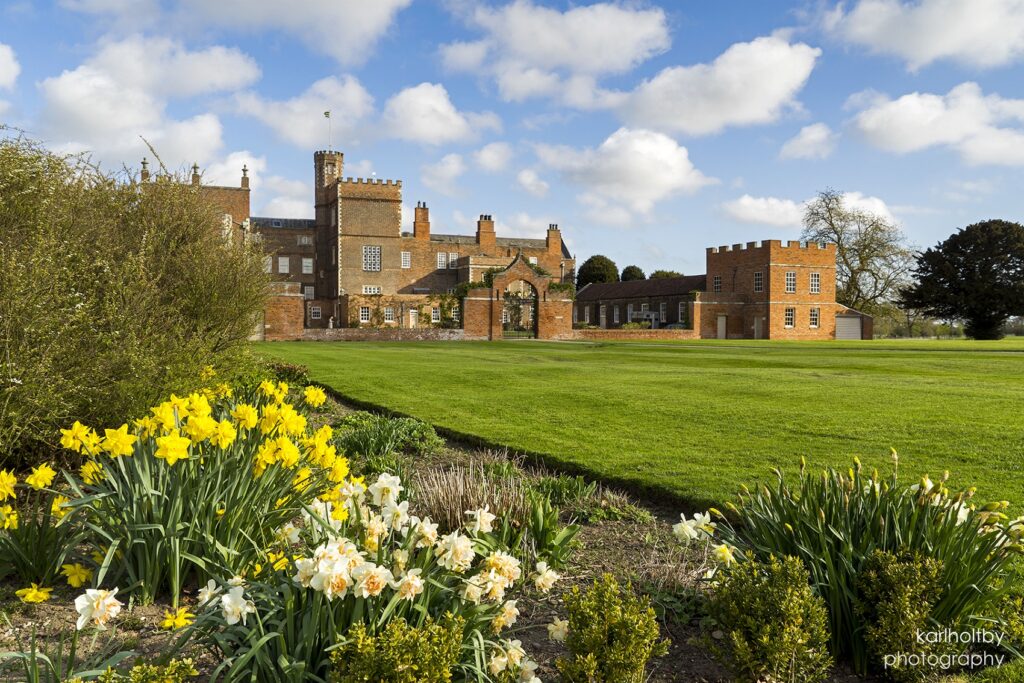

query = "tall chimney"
[
  {"left": 546, "top": 223, "right": 561, "bottom": 255},
  {"left": 241, "top": 164, "right": 249, "bottom": 189},
  {"left": 414, "top": 201, "right": 430, "bottom": 240},
  {"left": 476, "top": 214, "right": 496, "bottom": 251},
  {"left": 191, "top": 163, "right": 201, "bottom": 186},
  {"left": 140, "top": 157, "right": 150, "bottom": 182}
]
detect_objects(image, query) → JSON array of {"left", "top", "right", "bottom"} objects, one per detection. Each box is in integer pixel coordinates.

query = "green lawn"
[{"left": 259, "top": 339, "right": 1024, "bottom": 510}]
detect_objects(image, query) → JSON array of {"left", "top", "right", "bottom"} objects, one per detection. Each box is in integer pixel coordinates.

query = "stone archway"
[{"left": 502, "top": 279, "right": 538, "bottom": 338}]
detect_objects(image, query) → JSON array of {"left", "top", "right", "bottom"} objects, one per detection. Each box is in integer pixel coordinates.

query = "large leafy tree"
[
  {"left": 621, "top": 265, "right": 645, "bottom": 281},
  {"left": 576, "top": 255, "right": 619, "bottom": 289},
  {"left": 801, "top": 190, "right": 915, "bottom": 314},
  {"left": 649, "top": 269, "right": 683, "bottom": 279},
  {"left": 899, "top": 220, "right": 1024, "bottom": 340}
]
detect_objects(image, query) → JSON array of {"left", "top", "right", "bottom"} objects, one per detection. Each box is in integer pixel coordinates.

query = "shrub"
[
  {"left": 621, "top": 321, "right": 651, "bottom": 329},
  {"left": 331, "top": 616, "right": 463, "bottom": 683},
  {"left": 0, "top": 136, "right": 269, "bottom": 467},
  {"left": 267, "top": 362, "right": 311, "bottom": 386},
  {"left": 555, "top": 574, "right": 669, "bottom": 683},
  {"left": 708, "top": 555, "right": 833, "bottom": 683},
  {"left": 709, "top": 459, "right": 1023, "bottom": 675},
  {"left": 856, "top": 550, "right": 954, "bottom": 682},
  {"left": 336, "top": 412, "right": 444, "bottom": 459},
  {"left": 95, "top": 659, "right": 199, "bottom": 682}
]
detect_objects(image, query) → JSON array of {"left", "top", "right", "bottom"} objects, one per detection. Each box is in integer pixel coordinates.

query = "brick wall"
[
  {"left": 573, "top": 328, "right": 700, "bottom": 341},
  {"left": 302, "top": 328, "right": 465, "bottom": 342},
  {"left": 261, "top": 283, "right": 305, "bottom": 341}
]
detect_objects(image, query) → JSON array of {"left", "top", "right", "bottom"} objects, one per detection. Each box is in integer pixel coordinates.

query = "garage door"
[{"left": 836, "top": 315, "right": 862, "bottom": 340}]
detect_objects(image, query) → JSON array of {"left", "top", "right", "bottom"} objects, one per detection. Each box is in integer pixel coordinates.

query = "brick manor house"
[{"left": 188, "top": 150, "right": 577, "bottom": 340}]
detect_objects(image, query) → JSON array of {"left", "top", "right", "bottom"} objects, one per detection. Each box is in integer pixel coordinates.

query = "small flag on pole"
[{"left": 324, "top": 111, "right": 331, "bottom": 118}]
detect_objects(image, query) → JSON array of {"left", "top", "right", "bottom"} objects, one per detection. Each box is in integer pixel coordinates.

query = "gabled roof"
[{"left": 576, "top": 275, "right": 707, "bottom": 301}]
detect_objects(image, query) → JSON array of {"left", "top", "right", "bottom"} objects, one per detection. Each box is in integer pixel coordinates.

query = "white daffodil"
[
  {"left": 293, "top": 557, "right": 317, "bottom": 588},
  {"left": 483, "top": 550, "right": 522, "bottom": 584},
  {"left": 411, "top": 516, "right": 439, "bottom": 548},
  {"left": 460, "top": 578, "right": 484, "bottom": 604},
  {"left": 673, "top": 517, "right": 700, "bottom": 544},
  {"left": 75, "top": 587, "right": 122, "bottom": 631},
  {"left": 352, "top": 563, "right": 394, "bottom": 599},
  {"left": 492, "top": 599, "right": 519, "bottom": 632},
  {"left": 220, "top": 586, "right": 256, "bottom": 626},
  {"left": 368, "top": 473, "right": 403, "bottom": 507},
  {"left": 712, "top": 543, "right": 736, "bottom": 567},
  {"left": 488, "top": 651, "right": 509, "bottom": 675},
  {"left": 436, "top": 531, "right": 475, "bottom": 573},
  {"left": 382, "top": 499, "right": 410, "bottom": 533},
  {"left": 548, "top": 617, "right": 568, "bottom": 642},
  {"left": 466, "top": 505, "right": 496, "bottom": 533},
  {"left": 392, "top": 568, "right": 424, "bottom": 601},
  {"left": 504, "top": 639, "right": 525, "bottom": 668},
  {"left": 197, "top": 579, "right": 221, "bottom": 607},
  {"left": 533, "top": 561, "right": 560, "bottom": 593},
  {"left": 519, "top": 657, "right": 540, "bottom": 683}
]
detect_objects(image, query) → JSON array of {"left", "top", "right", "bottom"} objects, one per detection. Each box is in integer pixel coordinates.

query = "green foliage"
[
  {"left": 900, "top": 219, "right": 1024, "bottom": 340},
  {"left": 0, "top": 481, "right": 84, "bottom": 584},
  {"left": 0, "top": 136, "right": 269, "bottom": 467},
  {"left": 0, "top": 613, "right": 137, "bottom": 683},
  {"left": 972, "top": 659, "right": 1024, "bottom": 682},
  {"left": 555, "top": 574, "right": 669, "bottom": 683},
  {"left": 649, "top": 269, "right": 683, "bottom": 279},
  {"left": 268, "top": 362, "right": 312, "bottom": 386},
  {"left": 716, "top": 460, "right": 1023, "bottom": 675},
  {"left": 856, "top": 550, "right": 953, "bottom": 682},
  {"left": 621, "top": 321, "right": 651, "bottom": 329},
  {"left": 620, "top": 265, "right": 645, "bottom": 281},
  {"left": 547, "top": 281, "right": 576, "bottom": 295},
  {"left": 96, "top": 659, "right": 199, "bottom": 682},
  {"left": 332, "top": 616, "right": 463, "bottom": 683},
  {"left": 708, "top": 555, "right": 833, "bottom": 683},
  {"left": 575, "top": 255, "right": 619, "bottom": 289},
  {"left": 336, "top": 412, "right": 444, "bottom": 459},
  {"left": 532, "top": 474, "right": 596, "bottom": 507},
  {"left": 531, "top": 474, "right": 652, "bottom": 523}
]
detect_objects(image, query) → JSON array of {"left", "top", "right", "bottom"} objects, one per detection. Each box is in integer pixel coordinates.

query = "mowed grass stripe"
[{"left": 258, "top": 339, "right": 1024, "bottom": 510}]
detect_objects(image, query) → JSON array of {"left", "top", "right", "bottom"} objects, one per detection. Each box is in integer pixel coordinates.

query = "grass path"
[{"left": 259, "top": 339, "right": 1024, "bottom": 510}]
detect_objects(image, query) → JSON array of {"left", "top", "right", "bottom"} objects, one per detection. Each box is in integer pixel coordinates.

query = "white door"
[
  {"left": 717, "top": 315, "right": 727, "bottom": 339},
  {"left": 836, "top": 315, "right": 862, "bottom": 340},
  {"left": 753, "top": 316, "right": 763, "bottom": 339},
  {"left": 409, "top": 309, "right": 419, "bottom": 328}
]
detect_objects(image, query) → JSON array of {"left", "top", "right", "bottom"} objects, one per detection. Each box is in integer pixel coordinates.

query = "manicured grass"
[{"left": 259, "top": 339, "right": 1024, "bottom": 510}]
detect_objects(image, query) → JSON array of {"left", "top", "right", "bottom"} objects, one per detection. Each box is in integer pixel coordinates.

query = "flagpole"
[{"left": 324, "top": 110, "right": 332, "bottom": 150}]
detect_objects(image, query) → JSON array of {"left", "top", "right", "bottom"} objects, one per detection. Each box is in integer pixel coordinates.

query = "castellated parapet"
[{"left": 337, "top": 176, "right": 402, "bottom": 201}]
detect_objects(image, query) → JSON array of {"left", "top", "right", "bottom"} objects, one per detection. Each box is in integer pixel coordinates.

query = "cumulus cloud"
[
  {"left": 259, "top": 175, "right": 314, "bottom": 218},
  {"left": 827, "top": 0, "right": 1024, "bottom": 70},
  {"left": 0, "top": 43, "right": 19, "bottom": 90},
  {"left": 382, "top": 82, "right": 500, "bottom": 145},
  {"left": 421, "top": 153, "right": 466, "bottom": 196},
  {"left": 473, "top": 142, "right": 513, "bottom": 171},
  {"left": 852, "top": 82, "right": 1024, "bottom": 166},
  {"left": 497, "top": 211, "right": 560, "bottom": 239},
  {"left": 36, "top": 36, "right": 261, "bottom": 166},
  {"left": 537, "top": 127, "right": 715, "bottom": 225},
  {"left": 516, "top": 168, "right": 549, "bottom": 197},
  {"left": 441, "top": 0, "right": 667, "bottom": 108},
  {"left": 722, "top": 191, "right": 896, "bottom": 228},
  {"left": 779, "top": 123, "right": 838, "bottom": 160},
  {"left": 623, "top": 36, "right": 820, "bottom": 136},
  {"left": 236, "top": 76, "right": 374, "bottom": 149}
]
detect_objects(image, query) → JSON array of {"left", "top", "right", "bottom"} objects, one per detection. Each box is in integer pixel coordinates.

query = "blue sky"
[{"left": 2, "top": 1, "right": 1023, "bottom": 275}]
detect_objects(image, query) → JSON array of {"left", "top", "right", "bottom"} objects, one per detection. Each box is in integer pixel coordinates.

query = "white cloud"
[
  {"left": 623, "top": 36, "right": 820, "bottom": 136},
  {"left": 203, "top": 150, "right": 265, "bottom": 187},
  {"left": 779, "top": 123, "right": 838, "bottom": 160},
  {"left": 497, "top": 211, "right": 558, "bottom": 239},
  {"left": 236, "top": 76, "right": 374, "bottom": 149},
  {"left": 516, "top": 168, "right": 549, "bottom": 197},
  {"left": 442, "top": 0, "right": 667, "bottom": 108},
  {"left": 473, "top": 142, "right": 513, "bottom": 171},
  {"left": 260, "top": 175, "right": 314, "bottom": 218},
  {"left": 537, "top": 127, "right": 715, "bottom": 224},
  {"left": 0, "top": 43, "right": 20, "bottom": 90},
  {"left": 36, "top": 36, "right": 261, "bottom": 167},
  {"left": 828, "top": 0, "right": 1024, "bottom": 70},
  {"left": 852, "top": 82, "right": 1024, "bottom": 166},
  {"left": 421, "top": 153, "right": 466, "bottom": 196},
  {"left": 722, "top": 192, "right": 896, "bottom": 228},
  {"left": 382, "top": 82, "right": 500, "bottom": 145}
]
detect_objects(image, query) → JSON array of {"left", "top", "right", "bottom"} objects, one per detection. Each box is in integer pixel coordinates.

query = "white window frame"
[
  {"left": 359, "top": 306, "right": 371, "bottom": 324},
  {"left": 362, "top": 285, "right": 382, "bottom": 295},
  {"left": 362, "top": 245, "right": 381, "bottom": 272},
  {"left": 784, "top": 307, "right": 796, "bottom": 328},
  {"left": 384, "top": 307, "right": 395, "bottom": 323},
  {"left": 503, "top": 309, "right": 510, "bottom": 324},
  {"left": 785, "top": 271, "right": 796, "bottom": 293},
  {"left": 627, "top": 303, "right": 634, "bottom": 321},
  {"left": 713, "top": 275, "right": 722, "bottom": 292},
  {"left": 303, "top": 285, "right": 314, "bottom": 300},
  {"left": 754, "top": 271, "right": 763, "bottom": 293},
  {"left": 678, "top": 301, "right": 686, "bottom": 322},
  {"left": 640, "top": 303, "right": 649, "bottom": 312},
  {"left": 452, "top": 306, "right": 460, "bottom": 323},
  {"left": 302, "top": 257, "right": 314, "bottom": 275},
  {"left": 584, "top": 306, "right": 590, "bottom": 323},
  {"left": 297, "top": 235, "right": 312, "bottom": 246},
  {"left": 613, "top": 306, "right": 620, "bottom": 324},
  {"left": 401, "top": 251, "right": 411, "bottom": 269},
  {"left": 310, "top": 306, "right": 322, "bottom": 320},
  {"left": 277, "top": 256, "right": 290, "bottom": 274},
  {"left": 599, "top": 305, "right": 606, "bottom": 324},
  {"left": 659, "top": 302, "right": 667, "bottom": 321},
  {"left": 431, "top": 307, "right": 441, "bottom": 323},
  {"left": 263, "top": 255, "right": 272, "bottom": 273},
  {"left": 436, "top": 252, "right": 447, "bottom": 270},
  {"left": 810, "top": 272, "right": 821, "bottom": 294},
  {"left": 810, "top": 307, "right": 820, "bottom": 328},
  {"left": 448, "top": 252, "right": 458, "bottom": 269},
  {"left": 528, "top": 256, "right": 538, "bottom": 265}
]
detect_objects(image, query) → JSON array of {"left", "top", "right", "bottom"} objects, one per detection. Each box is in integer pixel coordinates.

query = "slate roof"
[{"left": 576, "top": 275, "right": 707, "bottom": 301}]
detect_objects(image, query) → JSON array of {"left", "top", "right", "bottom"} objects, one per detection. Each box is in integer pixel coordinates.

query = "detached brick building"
[{"left": 577, "top": 240, "right": 872, "bottom": 340}]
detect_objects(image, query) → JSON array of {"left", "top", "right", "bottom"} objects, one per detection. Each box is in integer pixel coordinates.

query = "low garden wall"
[
  {"left": 572, "top": 328, "right": 701, "bottom": 341},
  {"left": 302, "top": 328, "right": 465, "bottom": 342}
]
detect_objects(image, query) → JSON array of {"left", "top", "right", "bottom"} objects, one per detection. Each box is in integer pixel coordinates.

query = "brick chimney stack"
[
  {"left": 241, "top": 164, "right": 249, "bottom": 189},
  {"left": 476, "top": 214, "right": 496, "bottom": 251},
  {"left": 191, "top": 163, "right": 201, "bottom": 186},
  {"left": 414, "top": 201, "right": 431, "bottom": 240},
  {"left": 546, "top": 223, "right": 561, "bottom": 255}
]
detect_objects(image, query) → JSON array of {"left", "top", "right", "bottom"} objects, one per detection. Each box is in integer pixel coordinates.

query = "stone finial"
[
  {"left": 191, "top": 163, "right": 201, "bottom": 186},
  {"left": 241, "top": 164, "right": 250, "bottom": 189},
  {"left": 141, "top": 157, "right": 150, "bottom": 182}
]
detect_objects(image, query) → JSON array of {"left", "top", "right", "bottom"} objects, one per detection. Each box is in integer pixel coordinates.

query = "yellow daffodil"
[
  {"left": 329, "top": 458, "right": 350, "bottom": 484},
  {"left": 183, "top": 414, "right": 217, "bottom": 444},
  {"left": 211, "top": 420, "right": 237, "bottom": 449},
  {"left": 80, "top": 460, "right": 104, "bottom": 485},
  {"left": 231, "top": 403, "right": 259, "bottom": 430},
  {"left": 268, "top": 551, "right": 289, "bottom": 572},
  {"left": 216, "top": 506, "right": 226, "bottom": 517},
  {"left": 61, "top": 563, "right": 93, "bottom": 588},
  {"left": 0, "top": 504, "right": 18, "bottom": 530},
  {"left": 0, "top": 469, "right": 16, "bottom": 501},
  {"left": 275, "top": 436, "right": 300, "bottom": 468},
  {"left": 167, "top": 394, "right": 191, "bottom": 419},
  {"left": 303, "top": 386, "right": 327, "bottom": 408},
  {"left": 254, "top": 440, "right": 278, "bottom": 476},
  {"left": 187, "top": 392, "right": 212, "bottom": 419},
  {"left": 331, "top": 504, "right": 350, "bottom": 523},
  {"left": 134, "top": 416, "right": 157, "bottom": 439},
  {"left": 51, "top": 495, "right": 70, "bottom": 520},
  {"left": 151, "top": 402, "right": 179, "bottom": 432},
  {"left": 273, "top": 382, "right": 289, "bottom": 404},
  {"left": 712, "top": 543, "right": 736, "bottom": 567},
  {"left": 81, "top": 429, "right": 101, "bottom": 455},
  {"left": 155, "top": 430, "right": 191, "bottom": 467},
  {"left": 259, "top": 404, "right": 281, "bottom": 435},
  {"left": 25, "top": 463, "right": 56, "bottom": 490},
  {"left": 277, "top": 404, "right": 307, "bottom": 436},
  {"left": 258, "top": 380, "right": 277, "bottom": 397},
  {"left": 160, "top": 606, "right": 195, "bottom": 630},
  {"left": 292, "top": 467, "right": 313, "bottom": 492},
  {"left": 214, "top": 382, "right": 233, "bottom": 398},
  {"left": 101, "top": 424, "right": 137, "bottom": 457},
  {"left": 274, "top": 497, "right": 287, "bottom": 510},
  {"left": 59, "top": 421, "right": 90, "bottom": 453},
  {"left": 16, "top": 583, "right": 52, "bottom": 604},
  {"left": 200, "top": 365, "right": 217, "bottom": 381}
]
